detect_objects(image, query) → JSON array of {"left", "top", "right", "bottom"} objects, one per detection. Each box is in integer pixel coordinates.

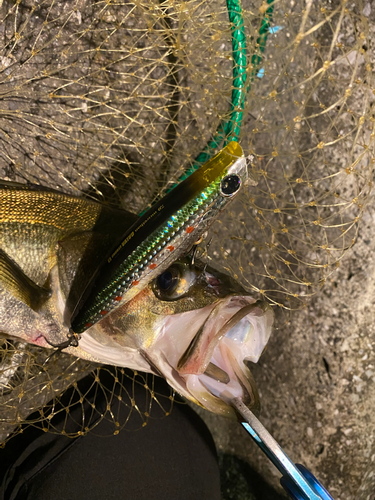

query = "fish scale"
[{"left": 71, "top": 141, "right": 246, "bottom": 334}]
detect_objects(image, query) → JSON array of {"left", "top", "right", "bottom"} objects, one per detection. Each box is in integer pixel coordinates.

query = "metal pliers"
[{"left": 231, "top": 398, "right": 334, "bottom": 500}]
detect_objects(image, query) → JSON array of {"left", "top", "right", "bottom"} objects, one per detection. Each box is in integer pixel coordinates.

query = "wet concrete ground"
[{"left": 194, "top": 199, "right": 375, "bottom": 500}]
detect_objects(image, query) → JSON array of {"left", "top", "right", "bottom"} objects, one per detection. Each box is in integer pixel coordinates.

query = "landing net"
[{"left": 0, "top": 0, "right": 373, "bottom": 443}]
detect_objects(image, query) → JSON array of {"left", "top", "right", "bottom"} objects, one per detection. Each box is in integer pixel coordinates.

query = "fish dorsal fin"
[{"left": 0, "top": 179, "right": 65, "bottom": 194}]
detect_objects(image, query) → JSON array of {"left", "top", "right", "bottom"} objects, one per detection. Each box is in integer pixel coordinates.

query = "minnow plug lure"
[
  {"left": 69, "top": 0, "right": 275, "bottom": 337},
  {"left": 69, "top": 0, "right": 275, "bottom": 338},
  {"left": 71, "top": 141, "right": 246, "bottom": 334}
]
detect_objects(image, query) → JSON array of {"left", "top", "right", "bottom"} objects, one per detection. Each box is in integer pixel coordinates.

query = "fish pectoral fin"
[{"left": 0, "top": 249, "right": 51, "bottom": 311}]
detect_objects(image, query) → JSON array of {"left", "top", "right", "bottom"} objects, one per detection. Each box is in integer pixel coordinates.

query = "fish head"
[{"left": 82, "top": 256, "right": 274, "bottom": 417}]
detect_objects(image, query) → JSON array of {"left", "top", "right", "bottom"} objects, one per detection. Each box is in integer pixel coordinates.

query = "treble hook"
[
  {"left": 190, "top": 233, "right": 212, "bottom": 267},
  {"left": 43, "top": 330, "right": 80, "bottom": 366},
  {"left": 190, "top": 243, "right": 199, "bottom": 266}
]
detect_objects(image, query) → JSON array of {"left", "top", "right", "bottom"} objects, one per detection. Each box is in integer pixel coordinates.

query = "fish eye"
[
  {"left": 220, "top": 174, "right": 241, "bottom": 196},
  {"left": 152, "top": 265, "right": 181, "bottom": 300},
  {"left": 152, "top": 262, "right": 199, "bottom": 301},
  {"left": 157, "top": 268, "right": 179, "bottom": 292}
]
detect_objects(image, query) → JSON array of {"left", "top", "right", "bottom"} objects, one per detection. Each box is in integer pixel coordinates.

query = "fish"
[{"left": 0, "top": 179, "right": 273, "bottom": 418}]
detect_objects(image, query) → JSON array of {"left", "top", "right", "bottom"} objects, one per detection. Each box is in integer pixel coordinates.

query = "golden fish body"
[{"left": 0, "top": 182, "right": 137, "bottom": 348}]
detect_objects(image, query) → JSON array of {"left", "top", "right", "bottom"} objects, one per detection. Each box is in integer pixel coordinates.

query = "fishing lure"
[
  {"left": 70, "top": 0, "right": 275, "bottom": 336},
  {"left": 71, "top": 141, "right": 247, "bottom": 334}
]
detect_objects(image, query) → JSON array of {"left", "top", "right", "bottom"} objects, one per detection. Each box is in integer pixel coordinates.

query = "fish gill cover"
[{"left": 0, "top": 0, "right": 374, "bottom": 456}]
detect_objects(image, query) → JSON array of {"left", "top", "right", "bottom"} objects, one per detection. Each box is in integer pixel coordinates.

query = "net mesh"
[
  {"left": 0, "top": 0, "right": 374, "bottom": 443},
  {"left": 0, "top": 339, "right": 175, "bottom": 444}
]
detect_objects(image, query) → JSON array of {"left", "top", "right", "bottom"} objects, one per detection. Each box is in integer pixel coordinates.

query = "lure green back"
[{"left": 71, "top": 141, "right": 246, "bottom": 334}]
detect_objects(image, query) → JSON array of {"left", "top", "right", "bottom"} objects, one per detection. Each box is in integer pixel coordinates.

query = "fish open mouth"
[
  {"left": 150, "top": 296, "right": 274, "bottom": 416},
  {"left": 76, "top": 292, "right": 273, "bottom": 417}
]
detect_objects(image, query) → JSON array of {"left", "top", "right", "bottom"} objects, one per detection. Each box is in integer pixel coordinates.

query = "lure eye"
[{"left": 220, "top": 174, "right": 241, "bottom": 196}]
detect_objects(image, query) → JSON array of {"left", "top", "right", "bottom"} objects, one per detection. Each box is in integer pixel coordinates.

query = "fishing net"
[
  {"left": 0, "top": 0, "right": 374, "bottom": 450},
  {"left": 0, "top": 338, "right": 176, "bottom": 444}
]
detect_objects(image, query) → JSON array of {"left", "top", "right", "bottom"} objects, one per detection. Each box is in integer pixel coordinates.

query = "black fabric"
[{"left": 0, "top": 368, "right": 220, "bottom": 500}]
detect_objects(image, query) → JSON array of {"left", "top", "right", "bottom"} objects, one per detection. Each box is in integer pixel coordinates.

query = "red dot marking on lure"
[
  {"left": 186, "top": 226, "right": 194, "bottom": 234},
  {"left": 100, "top": 310, "right": 108, "bottom": 316},
  {"left": 85, "top": 323, "right": 93, "bottom": 328},
  {"left": 149, "top": 263, "right": 157, "bottom": 270},
  {"left": 132, "top": 280, "right": 140, "bottom": 286},
  {"left": 167, "top": 245, "right": 175, "bottom": 252},
  {"left": 114, "top": 296, "right": 122, "bottom": 302}
]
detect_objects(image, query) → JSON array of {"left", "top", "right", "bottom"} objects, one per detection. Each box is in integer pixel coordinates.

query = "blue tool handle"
[{"left": 280, "top": 464, "right": 334, "bottom": 500}]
